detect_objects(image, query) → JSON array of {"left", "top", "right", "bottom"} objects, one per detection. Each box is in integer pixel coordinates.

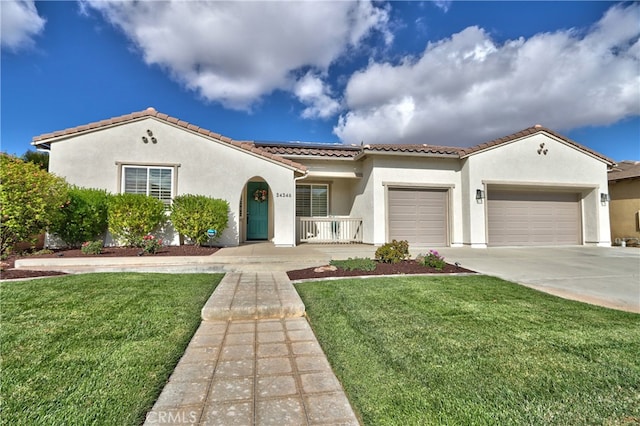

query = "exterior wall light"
[
  {"left": 142, "top": 136, "right": 148, "bottom": 143},
  {"left": 600, "top": 193, "right": 610, "bottom": 205},
  {"left": 476, "top": 189, "right": 485, "bottom": 202}
]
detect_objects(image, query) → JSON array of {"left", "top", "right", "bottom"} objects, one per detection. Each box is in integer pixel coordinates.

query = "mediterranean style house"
[{"left": 32, "top": 107, "right": 614, "bottom": 248}]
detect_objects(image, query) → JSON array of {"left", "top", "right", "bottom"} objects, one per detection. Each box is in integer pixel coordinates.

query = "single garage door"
[
  {"left": 487, "top": 190, "right": 581, "bottom": 246},
  {"left": 388, "top": 188, "right": 448, "bottom": 246}
]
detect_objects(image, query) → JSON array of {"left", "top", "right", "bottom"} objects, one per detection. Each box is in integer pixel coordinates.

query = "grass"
[
  {"left": 1, "top": 273, "right": 222, "bottom": 425},
  {"left": 296, "top": 275, "right": 640, "bottom": 425}
]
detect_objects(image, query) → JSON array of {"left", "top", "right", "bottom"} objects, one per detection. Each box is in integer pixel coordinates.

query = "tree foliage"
[
  {"left": 21, "top": 150, "right": 49, "bottom": 170},
  {"left": 0, "top": 154, "right": 69, "bottom": 256},
  {"left": 170, "top": 194, "right": 229, "bottom": 246},
  {"left": 49, "top": 187, "right": 110, "bottom": 247},
  {"left": 107, "top": 194, "right": 166, "bottom": 246}
]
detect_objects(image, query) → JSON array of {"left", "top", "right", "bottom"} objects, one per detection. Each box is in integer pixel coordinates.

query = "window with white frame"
[
  {"left": 296, "top": 184, "right": 328, "bottom": 216},
  {"left": 123, "top": 166, "right": 173, "bottom": 205}
]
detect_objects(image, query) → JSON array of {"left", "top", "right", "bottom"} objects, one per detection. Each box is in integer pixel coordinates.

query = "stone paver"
[
  {"left": 145, "top": 273, "right": 360, "bottom": 425},
  {"left": 201, "top": 272, "right": 306, "bottom": 321}
]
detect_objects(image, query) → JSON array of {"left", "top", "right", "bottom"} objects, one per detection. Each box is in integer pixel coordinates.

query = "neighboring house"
[
  {"left": 607, "top": 161, "right": 640, "bottom": 244},
  {"left": 32, "top": 107, "right": 614, "bottom": 248}
]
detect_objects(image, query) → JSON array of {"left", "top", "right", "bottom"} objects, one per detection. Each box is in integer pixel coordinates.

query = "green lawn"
[
  {"left": 1, "top": 273, "right": 222, "bottom": 425},
  {"left": 296, "top": 275, "right": 640, "bottom": 425}
]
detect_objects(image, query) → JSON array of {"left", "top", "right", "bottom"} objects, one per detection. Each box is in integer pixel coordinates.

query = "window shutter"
[
  {"left": 311, "top": 186, "right": 328, "bottom": 216},
  {"left": 124, "top": 167, "right": 147, "bottom": 195},
  {"left": 296, "top": 185, "right": 311, "bottom": 216},
  {"left": 149, "top": 168, "right": 172, "bottom": 205}
]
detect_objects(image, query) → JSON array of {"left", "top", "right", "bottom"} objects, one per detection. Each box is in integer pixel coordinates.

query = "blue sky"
[{"left": 2, "top": 1, "right": 639, "bottom": 161}]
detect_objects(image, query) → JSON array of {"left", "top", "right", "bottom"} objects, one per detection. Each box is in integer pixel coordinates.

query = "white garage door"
[
  {"left": 388, "top": 188, "right": 448, "bottom": 246},
  {"left": 487, "top": 190, "right": 581, "bottom": 246}
]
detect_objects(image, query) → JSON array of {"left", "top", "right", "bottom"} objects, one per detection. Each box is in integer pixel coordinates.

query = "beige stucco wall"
[
  {"left": 348, "top": 158, "right": 375, "bottom": 243},
  {"left": 608, "top": 179, "right": 640, "bottom": 240},
  {"left": 364, "top": 155, "right": 462, "bottom": 246},
  {"left": 48, "top": 117, "right": 298, "bottom": 246},
  {"left": 461, "top": 133, "right": 611, "bottom": 247}
]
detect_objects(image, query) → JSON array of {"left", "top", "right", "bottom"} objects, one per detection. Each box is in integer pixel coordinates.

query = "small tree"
[
  {"left": 21, "top": 150, "right": 49, "bottom": 170},
  {"left": 0, "top": 154, "right": 69, "bottom": 256},
  {"left": 49, "top": 187, "right": 110, "bottom": 247},
  {"left": 107, "top": 193, "right": 166, "bottom": 246},
  {"left": 170, "top": 194, "right": 229, "bottom": 246}
]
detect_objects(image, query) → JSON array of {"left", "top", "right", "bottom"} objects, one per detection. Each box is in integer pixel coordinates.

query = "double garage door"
[
  {"left": 487, "top": 190, "right": 582, "bottom": 246},
  {"left": 388, "top": 187, "right": 582, "bottom": 247},
  {"left": 388, "top": 188, "right": 448, "bottom": 246}
]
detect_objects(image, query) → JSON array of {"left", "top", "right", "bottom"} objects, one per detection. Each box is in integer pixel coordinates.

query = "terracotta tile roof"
[
  {"left": 458, "top": 125, "right": 615, "bottom": 165},
  {"left": 255, "top": 142, "right": 361, "bottom": 158},
  {"left": 363, "top": 144, "right": 461, "bottom": 156},
  {"left": 256, "top": 142, "right": 461, "bottom": 158},
  {"left": 608, "top": 160, "right": 640, "bottom": 181},
  {"left": 31, "top": 107, "right": 307, "bottom": 172}
]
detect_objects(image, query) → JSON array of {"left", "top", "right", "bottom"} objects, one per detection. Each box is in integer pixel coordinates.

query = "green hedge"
[
  {"left": 170, "top": 195, "right": 229, "bottom": 246},
  {"left": 107, "top": 194, "right": 166, "bottom": 246},
  {"left": 50, "top": 187, "right": 110, "bottom": 248},
  {"left": 0, "top": 154, "right": 69, "bottom": 256}
]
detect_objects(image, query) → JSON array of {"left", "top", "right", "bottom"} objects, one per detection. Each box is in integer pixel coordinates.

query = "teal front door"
[{"left": 247, "top": 182, "right": 269, "bottom": 240}]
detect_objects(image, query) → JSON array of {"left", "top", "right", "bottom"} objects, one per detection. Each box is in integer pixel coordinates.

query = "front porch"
[{"left": 296, "top": 216, "right": 363, "bottom": 244}]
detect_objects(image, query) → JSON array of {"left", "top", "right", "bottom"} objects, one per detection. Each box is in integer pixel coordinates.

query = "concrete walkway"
[{"left": 144, "top": 271, "right": 359, "bottom": 426}]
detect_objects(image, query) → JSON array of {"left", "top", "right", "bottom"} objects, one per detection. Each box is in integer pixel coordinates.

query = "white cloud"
[
  {"left": 0, "top": 0, "right": 46, "bottom": 51},
  {"left": 335, "top": 3, "right": 640, "bottom": 146},
  {"left": 432, "top": 1, "right": 452, "bottom": 13},
  {"left": 294, "top": 72, "right": 341, "bottom": 119},
  {"left": 81, "top": 0, "right": 390, "bottom": 112}
]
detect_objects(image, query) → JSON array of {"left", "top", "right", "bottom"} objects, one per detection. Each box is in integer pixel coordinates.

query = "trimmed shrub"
[
  {"left": 375, "top": 239, "right": 410, "bottom": 264},
  {"left": 417, "top": 249, "right": 446, "bottom": 270},
  {"left": 107, "top": 194, "right": 166, "bottom": 246},
  {"left": 49, "top": 187, "right": 110, "bottom": 248},
  {"left": 81, "top": 240, "right": 103, "bottom": 255},
  {"left": 170, "top": 195, "right": 229, "bottom": 246},
  {"left": 330, "top": 257, "right": 377, "bottom": 272},
  {"left": 0, "top": 154, "right": 69, "bottom": 256}
]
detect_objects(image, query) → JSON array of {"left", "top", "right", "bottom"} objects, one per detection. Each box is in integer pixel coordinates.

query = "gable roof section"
[
  {"left": 458, "top": 125, "right": 615, "bottom": 165},
  {"left": 608, "top": 160, "right": 640, "bottom": 181},
  {"left": 32, "top": 107, "right": 307, "bottom": 173}
]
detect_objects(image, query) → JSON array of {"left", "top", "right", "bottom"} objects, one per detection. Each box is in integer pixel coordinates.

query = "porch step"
[{"left": 201, "top": 272, "right": 305, "bottom": 321}]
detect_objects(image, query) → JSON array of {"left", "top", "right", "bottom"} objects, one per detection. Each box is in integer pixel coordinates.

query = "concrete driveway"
[{"left": 436, "top": 246, "right": 640, "bottom": 313}]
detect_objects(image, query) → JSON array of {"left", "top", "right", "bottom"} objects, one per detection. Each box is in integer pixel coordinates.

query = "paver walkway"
[{"left": 144, "top": 272, "right": 359, "bottom": 425}]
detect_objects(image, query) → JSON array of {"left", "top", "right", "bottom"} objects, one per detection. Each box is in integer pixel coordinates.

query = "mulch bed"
[
  {"left": 287, "top": 260, "right": 475, "bottom": 281},
  {"left": 2, "top": 247, "right": 475, "bottom": 281},
  {"left": 1, "top": 245, "right": 219, "bottom": 281}
]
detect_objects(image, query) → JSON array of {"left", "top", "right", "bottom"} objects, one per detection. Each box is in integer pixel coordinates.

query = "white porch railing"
[{"left": 297, "top": 216, "right": 363, "bottom": 243}]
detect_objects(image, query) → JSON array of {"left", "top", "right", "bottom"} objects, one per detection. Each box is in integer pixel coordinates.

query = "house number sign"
[{"left": 275, "top": 193, "right": 292, "bottom": 198}]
